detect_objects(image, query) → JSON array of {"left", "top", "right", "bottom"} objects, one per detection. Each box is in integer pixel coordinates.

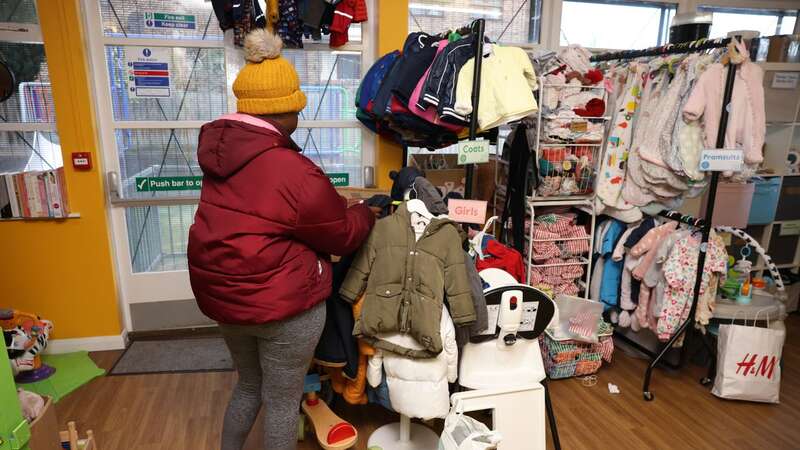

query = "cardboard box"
[
  {"left": 28, "top": 396, "right": 61, "bottom": 450},
  {"left": 337, "top": 187, "right": 389, "bottom": 206},
  {"left": 410, "top": 154, "right": 498, "bottom": 202}
]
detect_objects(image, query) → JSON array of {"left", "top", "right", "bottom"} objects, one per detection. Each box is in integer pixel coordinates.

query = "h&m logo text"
[{"left": 735, "top": 353, "right": 778, "bottom": 380}]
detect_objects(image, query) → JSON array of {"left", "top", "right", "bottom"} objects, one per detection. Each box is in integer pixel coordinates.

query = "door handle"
[{"left": 107, "top": 171, "right": 122, "bottom": 201}]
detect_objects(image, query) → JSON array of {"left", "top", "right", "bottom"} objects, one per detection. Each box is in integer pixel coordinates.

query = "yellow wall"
[
  {"left": 375, "top": 0, "right": 408, "bottom": 190},
  {"left": 0, "top": 0, "right": 122, "bottom": 339}
]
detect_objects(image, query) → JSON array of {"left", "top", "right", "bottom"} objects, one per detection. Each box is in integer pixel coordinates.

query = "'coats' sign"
[{"left": 458, "top": 139, "right": 490, "bottom": 165}]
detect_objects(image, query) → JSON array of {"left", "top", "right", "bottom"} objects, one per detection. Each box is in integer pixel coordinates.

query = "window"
[
  {"left": 699, "top": 7, "right": 798, "bottom": 39},
  {"left": 0, "top": 1, "right": 62, "bottom": 173},
  {"left": 409, "top": 0, "right": 542, "bottom": 45},
  {"left": 560, "top": 0, "right": 675, "bottom": 49},
  {"left": 90, "top": 0, "right": 370, "bottom": 273},
  {"left": 0, "top": 0, "right": 38, "bottom": 24}
]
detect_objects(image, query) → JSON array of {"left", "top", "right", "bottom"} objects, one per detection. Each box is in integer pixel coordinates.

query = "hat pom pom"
[{"left": 244, "top": 29, "right": 283, "bottom": 63}]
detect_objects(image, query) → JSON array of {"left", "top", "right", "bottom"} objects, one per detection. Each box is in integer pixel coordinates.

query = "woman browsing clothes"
[{"left": 187, "top": 29, "right": 375, "bottom": 450}]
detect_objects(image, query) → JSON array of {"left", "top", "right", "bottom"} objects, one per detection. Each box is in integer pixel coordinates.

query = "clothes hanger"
[
  {"left": 407, "top": 198, "right": 433, "bottom": 220},
  {"left": 469, "top": 215, "right": 499, "bottom": 260},
  {"left": 406, "top": 182, "right": 433, "bottom": 221}
]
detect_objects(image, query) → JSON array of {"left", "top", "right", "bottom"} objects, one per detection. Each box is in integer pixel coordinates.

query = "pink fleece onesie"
[
  {"left": 630, "top": 221, "right": 678, "bottom": 327},
  {"left": 630, "top": 221, "right": 679, "bottom": 280},
  {"left": 682, "top": 40, "right": 765, "bottom": 169}
]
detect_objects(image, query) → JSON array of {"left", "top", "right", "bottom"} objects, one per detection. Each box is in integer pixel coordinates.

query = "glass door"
[
  {"left": 83, "top": 0, "right": 374, "bottom": 330},
  {"left": 83, "top": 0, "right": 225, "bottom": 330}
]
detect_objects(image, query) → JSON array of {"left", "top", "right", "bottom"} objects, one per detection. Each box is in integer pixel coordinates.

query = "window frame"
[
  {"left": 0, "top": 16, "right": 60, "bottom": 167},
  {"left": 409, "top": 0, "right": 543, "bottom": 48},
  {"left": 698, "top": 5, "right": 799, "bottom": 38},
  {"left": 543, "top": 0, "right": 798, "bottom": 50},
  {"left": 85, "top": 0, "right": 376, "bottom": 199},
  {"left": 556, "top": 0, "right": 677, "bottom": 51}
]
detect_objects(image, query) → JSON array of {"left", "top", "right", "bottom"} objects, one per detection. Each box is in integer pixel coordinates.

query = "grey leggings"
[{"left": 219, "top": 302, "right": 326, "bottom": 450}]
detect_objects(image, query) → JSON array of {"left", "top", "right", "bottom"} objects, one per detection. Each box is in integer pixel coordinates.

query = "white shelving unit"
[
  {"left": 525, "top": 198, "right": 596, "bottom": 299},
  {"left": 522, "top": 78, "right": 610, "bottom": 298}
]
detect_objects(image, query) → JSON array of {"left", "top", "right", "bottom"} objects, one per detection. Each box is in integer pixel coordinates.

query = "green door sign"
[
  {"left": 135, "top": 176, "right": 203, "bottom": 192},
  {"left": 327, "top": 173, "right": 350, "bottom": 187}
]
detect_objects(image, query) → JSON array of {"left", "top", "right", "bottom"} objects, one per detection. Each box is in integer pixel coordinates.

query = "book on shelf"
[
  {"left": 0, "top": 175, "right": 10, "bottom": 218},
  {"left": 4, "top": 174, "right": 20, "bottom": 217},
  {"left": 0, "top": 168, "right": 71, "bottom": 219}
]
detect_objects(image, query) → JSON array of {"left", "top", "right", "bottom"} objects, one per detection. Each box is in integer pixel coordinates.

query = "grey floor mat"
[{"left": 110, "top": 337, "right": 233, "bottom": 375}]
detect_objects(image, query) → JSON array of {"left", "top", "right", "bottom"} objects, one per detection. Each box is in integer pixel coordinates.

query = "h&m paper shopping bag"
[{"left": 712, "top": 313, "right": 785, "bottom": 403}]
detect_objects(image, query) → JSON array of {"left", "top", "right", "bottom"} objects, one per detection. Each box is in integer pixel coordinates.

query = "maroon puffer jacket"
[{"left": 188, "top": 115, "right": 374, "bottom": 324}]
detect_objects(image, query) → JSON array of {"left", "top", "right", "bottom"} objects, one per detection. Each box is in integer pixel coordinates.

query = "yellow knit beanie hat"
[{"left": 233, "top": 29, "right": 307, "bottom": 115}]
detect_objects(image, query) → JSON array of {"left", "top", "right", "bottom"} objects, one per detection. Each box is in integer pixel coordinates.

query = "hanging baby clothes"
[
  {"left": 212, "top": 0, "right": 267, "bottom": 46},
  {"left": 501, "top": 123, "right": 535, "bottom": 254},
  {"left": 277, "top": 0, "right": 303, "bottom": 48},
  {"left": 662, "top": 54, "right": 699, "bottom": 175},
  {"left": 596, "top": 63, "right": 643, "bottom": 217},
  {"left": 452, "top": 46, "right": 539, "bottom": 129},
  {"left": 622, "top": 63, "right": 669, "bottom": 207},
  {"left": 340, "top": 203, "right": 476, "bottom": 358},
  {"left": 408, "top": 39, "right": 465, "bottom": 132},
  {"left": 657, "top": 231, "right": 728, "bottom": 340},
  {"left": 628, "top": 221, "right": 678, "bottom": 329},
  {"left": 597, "top": 219, "right": 626, "bottom": 311},
  {"left": 366, "top": 306, "right": 458, "bottom": 420},
  {"left": 683, "top": 40, "right": 765, "bottom": 174},
  {"left": 456, "top": 252, "right": 489, "bottom": 348},
  {"left": 637, "top": 228, "right": 688, "bottom": 330},
  {"left": 329, "top": 0, "right": 368, "bottom": 47},
  {"left": 325, "top": 294, "right": 375, "bottom": 405},
  {"left": 476, "top": 240, "right": 526, "bottom": 284},
  {"left": 420, "top": 34, "right": 487, "bottom": 117},
  {"left": 676, "top": 53, "right": 718, "bottom": 182},
  {"left": 388, "top": 32, "right": 442, "bottom": 106},
  {"left": 636, "top": 58, "right": 691, "bottom": 196},
  {"left": 377, "top": 32, "right": 440, "bottom": 115}
]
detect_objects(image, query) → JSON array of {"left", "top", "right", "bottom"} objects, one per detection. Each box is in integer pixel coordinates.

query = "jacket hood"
[
  {"left": 197, "top": 118, "right": 299, "bottom": 179},
  {"left": 395, "top": 202, "right": 457, "bottom": 235}
]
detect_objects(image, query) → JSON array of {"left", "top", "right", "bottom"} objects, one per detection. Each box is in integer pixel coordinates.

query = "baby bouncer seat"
[{"left": 454, "top": 268, "right": 561, "bottom": 450}]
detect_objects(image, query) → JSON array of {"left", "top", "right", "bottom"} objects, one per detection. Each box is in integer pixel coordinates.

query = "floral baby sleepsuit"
[
  {"left": 657, "top": 231, "right": 727, "bottom": 340},
  {"left": 597, "top": 64, "right": 642, "bottom": 210}
]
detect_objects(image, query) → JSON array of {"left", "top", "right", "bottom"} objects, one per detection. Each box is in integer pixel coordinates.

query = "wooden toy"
[
  {"left": 59, "top": 422, "right": 97, "bottom": 450},
  {"left": 300, "top": 391, "right": 357, "bottom": 450}
]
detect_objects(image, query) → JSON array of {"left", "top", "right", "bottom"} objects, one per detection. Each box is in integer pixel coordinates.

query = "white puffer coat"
[{"left": 366, "top": 306, "right": 458, "bottom": 420}]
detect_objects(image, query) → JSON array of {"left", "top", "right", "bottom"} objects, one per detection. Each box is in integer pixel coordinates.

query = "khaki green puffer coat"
[{"left": 340, "top": 204, "right": 476, "bottom": 358}]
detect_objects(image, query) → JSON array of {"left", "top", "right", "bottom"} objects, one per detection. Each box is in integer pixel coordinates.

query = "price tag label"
[
  {"left": 699, "top": 149, "right": 743, "bottom": 172},
  {"left": 570, "top": 121, "right": 588, "bottom": 132},
  {"left": 458, "top": 139, "right": 490, "bottom": 165},
  {"left": 780, "top": 221, "right": 800, "bottom": 236},
  {"left": 772, "top": 72, "right": 799, "bottom": 89}
]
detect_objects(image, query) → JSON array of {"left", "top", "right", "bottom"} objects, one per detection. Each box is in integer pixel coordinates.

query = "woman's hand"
[{"left": 368, "top": 206, "right": 383, "bottom": 218}]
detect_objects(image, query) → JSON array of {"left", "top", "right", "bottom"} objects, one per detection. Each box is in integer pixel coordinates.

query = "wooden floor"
[{"left": 55, "top": 314, "right": 800, "bottom": 450}]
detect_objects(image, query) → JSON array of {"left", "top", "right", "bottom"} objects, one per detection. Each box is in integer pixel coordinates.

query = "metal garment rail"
[
  {"left": 401, "top": 19, "right": 486, "bottom": 198},
  {"left": 589, "top": 37, "right": 733, "bottom": 62},
  {"left": 463, "top": 18, "right": 485, "bottom": 199},
  {"left": 591, "top": 37, "right": 739, "bottom": 401}
]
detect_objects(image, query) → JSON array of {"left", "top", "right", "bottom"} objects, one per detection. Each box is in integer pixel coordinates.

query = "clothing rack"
[
  {"left": 399, "top": 19, "right": 486, "bottom": 200},
  {"left": 658, "top": 210, "right": 706, "bottom": 229},
  {"left": 592, "top": 36, "right": 739, "bottom": 401},
  {"left": 463, "top": 18, "right": 485, "bottom": 199},
  {"left": 589, "top": 37, "right": 732, "bottom": 62}
]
